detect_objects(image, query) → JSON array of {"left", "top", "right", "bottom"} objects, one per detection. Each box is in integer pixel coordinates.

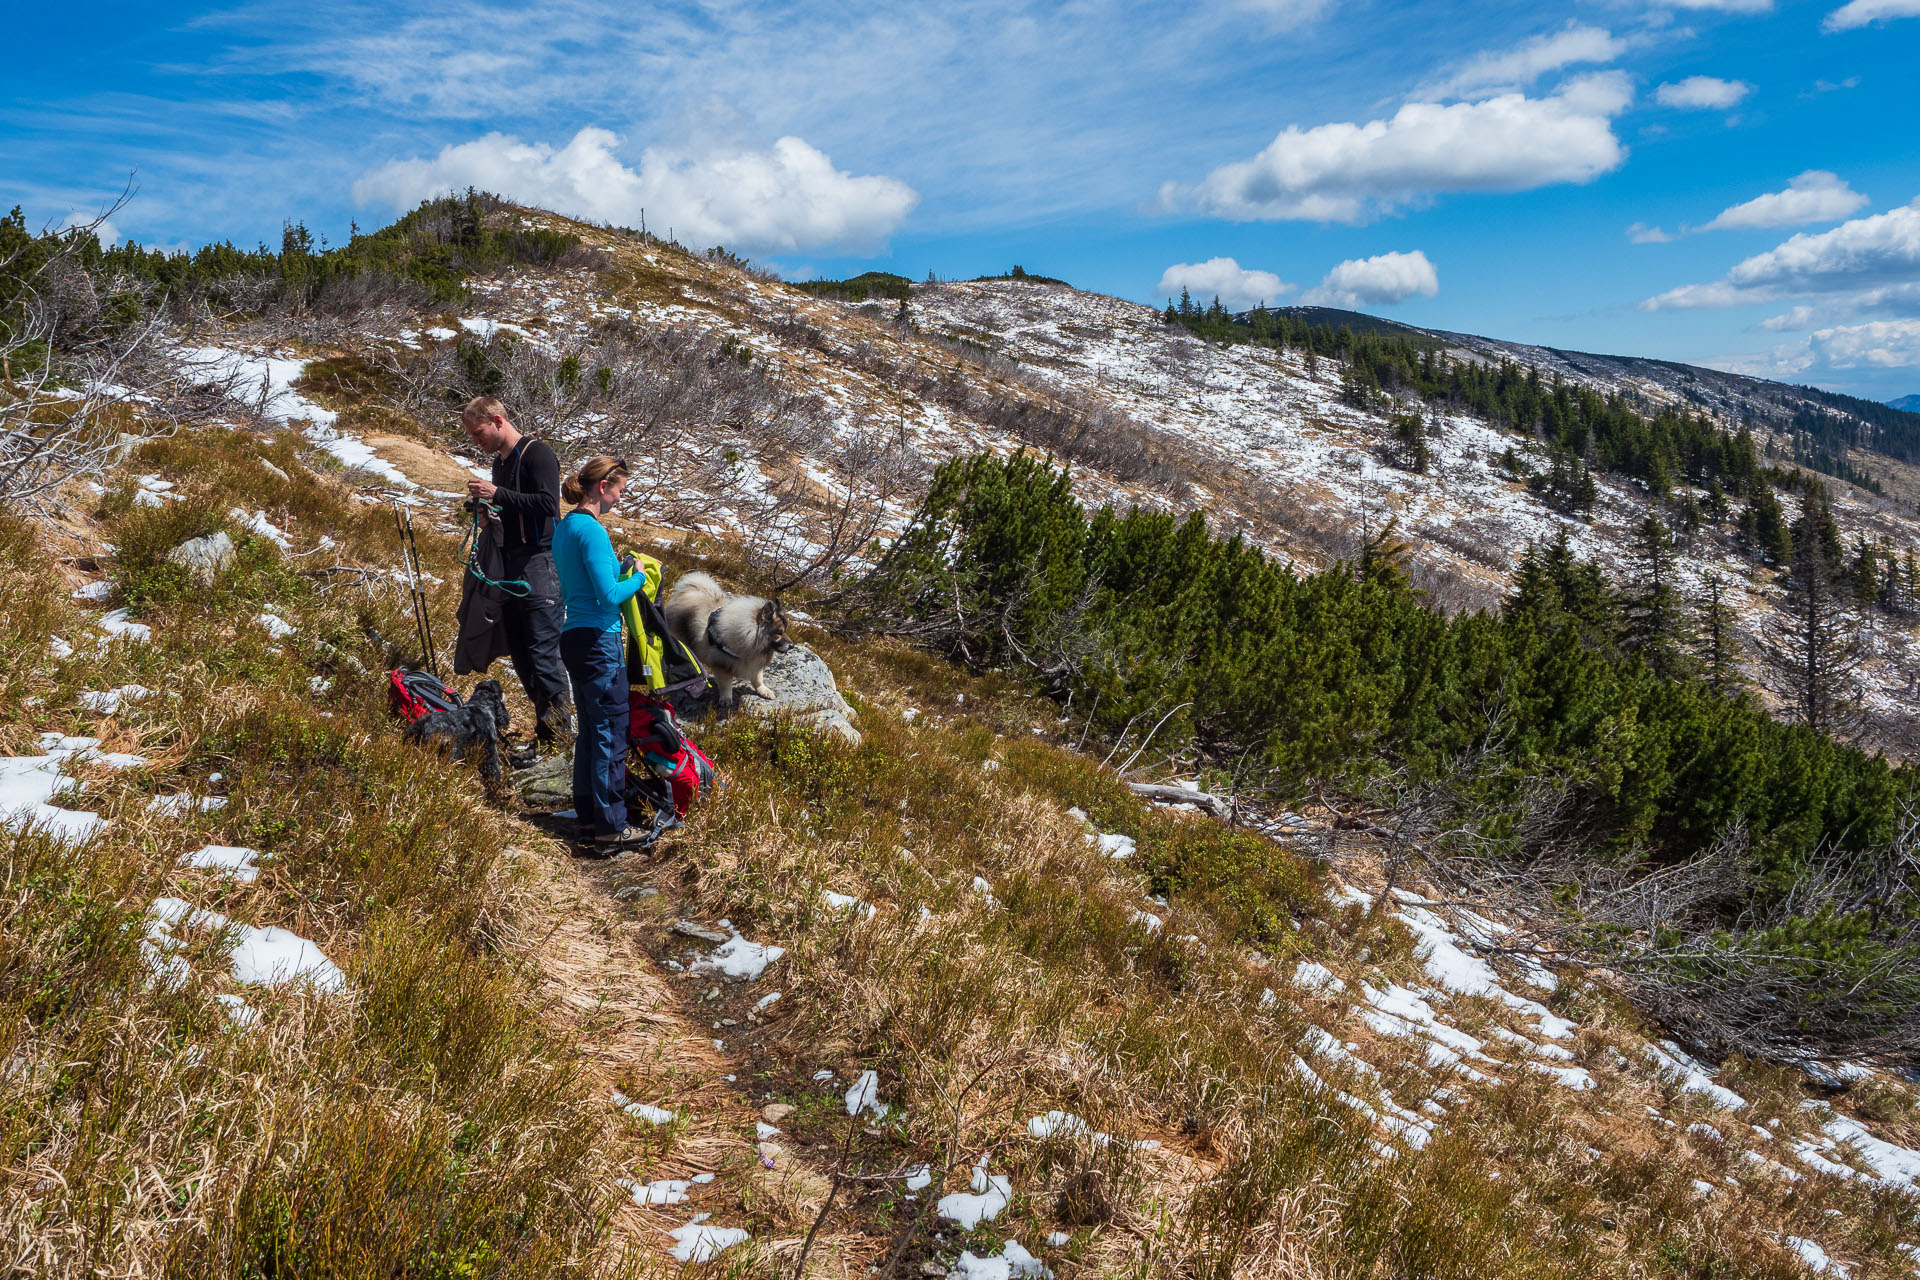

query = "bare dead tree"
[{"left": 0, "top": 187, "right": 177, "bottom": 516}]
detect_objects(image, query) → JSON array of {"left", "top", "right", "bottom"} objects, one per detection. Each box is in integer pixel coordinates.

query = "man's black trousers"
[{"left": 502, "top": 550, "right": 573, "bottom": 742}]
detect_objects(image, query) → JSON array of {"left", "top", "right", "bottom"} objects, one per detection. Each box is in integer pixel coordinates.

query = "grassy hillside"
[{"left": 4, "top": 420, "right": 1920, "bottom": 1278}]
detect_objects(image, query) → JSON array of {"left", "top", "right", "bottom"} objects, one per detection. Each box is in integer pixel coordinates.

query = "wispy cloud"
[
  {"left": 1628, "top": 222, "right": 1677, "bottom": 243},
  {"left": 1654, "top": 76, "right": 1752, "bottom": 109},
  {"left": 1417, "top": 22, "right": 1627, "bottom": 100},
  {"left": 1823, "top": 0, "right": 1920, "bottom": 31}
]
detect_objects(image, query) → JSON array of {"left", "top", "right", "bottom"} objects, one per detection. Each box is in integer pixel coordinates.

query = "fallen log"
[{"left": 1127, "top": 782, "right": 1230, "bottom": 820}]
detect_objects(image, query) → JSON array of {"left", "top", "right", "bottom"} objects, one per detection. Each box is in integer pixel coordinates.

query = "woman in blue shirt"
[{"left": 551, "top": 456, "right": 647, "bottom": 848}]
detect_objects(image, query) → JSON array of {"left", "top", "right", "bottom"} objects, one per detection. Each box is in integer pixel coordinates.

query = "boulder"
[
  {"left": 513, "top": 750, "right": 573, "bottom": 808},
  {"left": 740, "top": 643, "right": 861, "bottom": 746},
  {"left": 165, "top": 531, "right": 234, "bottom": 585}
]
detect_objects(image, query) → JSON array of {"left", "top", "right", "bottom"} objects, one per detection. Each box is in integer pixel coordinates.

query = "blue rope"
[{"left": 459, "top": 500, "right": 532, "bottom": 598}]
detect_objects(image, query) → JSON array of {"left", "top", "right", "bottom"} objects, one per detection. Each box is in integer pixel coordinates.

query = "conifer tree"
[
  {"left": 1358, "top": 516, "right": 1415, "bottom": 593},
  {"left": 1759, "top": 529, "right": 1863, "bottom": 738},
  {"left": 1694, "top": 574, "right": 1745, "bottom": 695},
  {"left": 1387, "top": 411, "right": 1430, "bottom": 473},
  {"left": 1625, "top": 514, "right": 1695, "bottom": 677},
  {"left": 1178, "top": 286, "right": 1194, "bottom": 317},
  {"left": 1738, "top": 486, "right": 1793, "bottom": 565}
]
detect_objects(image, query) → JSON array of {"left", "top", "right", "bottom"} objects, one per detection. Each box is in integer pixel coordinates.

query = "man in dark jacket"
[{"left": 462, "top": 396, "right": 572, "bottom": 756}]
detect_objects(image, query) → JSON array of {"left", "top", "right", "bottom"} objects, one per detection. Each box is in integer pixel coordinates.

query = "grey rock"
[
  {"left": 674, "top": 920, "right": 731, "bottom": 944},
  {"left": 740, "top": 643, "right": 861, "bottom": 746},
  {"left": 512, "top": 750, "right": 573, "bottom": 808},
  {"left": 164, "top": 531, "right": 234, "bottom": 585}
]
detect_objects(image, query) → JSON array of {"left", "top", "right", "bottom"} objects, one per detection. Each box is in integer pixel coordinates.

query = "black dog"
[{"left": 405, "top": 679, "right": 510, "bottom": 781}]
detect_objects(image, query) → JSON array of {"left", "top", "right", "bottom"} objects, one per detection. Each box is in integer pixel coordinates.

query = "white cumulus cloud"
[
  {"left": 1302, "top": 250, "right": 1439, "bottom": 308},
  {"left": 1165, "top": 73, "right": 1631, "bottom": 224},
  {"left": 1628, "top": 222, "right": 1677, "bottom": 243},
  {"left": 1654, "top": 76, "right": 1753, "bottom": 110},
  {"left": 1718, "top": 319, "right": 1920, "bottom": 381},
  {"left": 1808, "top": 319, "right": 1920, "bottom": 367},
  {"left": 1642, "top": 198, "right": 1920, "bottom": 311},
  {"left": 1700, "top": 170, "right": 1868, "bottom": 230},
  {"left": 1824, "top": 0, "right": 1920, "bottom": 29},
  {"left": 1419, "top": 23, "right": 1626, "bottom": 100},
  {"left": 1156, "top": 257, "right": 1295, "bottom": 309},
  {"left": 352, "top": 126, "right": 918, "bottom": 255}
]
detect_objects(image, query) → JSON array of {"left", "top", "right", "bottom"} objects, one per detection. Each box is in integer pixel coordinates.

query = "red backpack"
[
  {"left": 388, "top": 668, "right": 462, "bottom": 725},
  {"left": 626, "top": 691, "right": 718, "bottom": 820}
]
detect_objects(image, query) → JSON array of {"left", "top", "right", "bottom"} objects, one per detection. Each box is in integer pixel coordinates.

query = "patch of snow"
[
  {"left": 229, "top": 507, "right": 291, "bottom": 549},
  {"left": 687, "top": 931, "right": 786, "bottom": 982},
  {"left": 0, "top": 733, "right": 148, "bottom": 845},
  {"left": 755, "top": 1121, "right": 781, "bottom": 1140},
  {"left": 179, "top": 844, "right": 263, "bottom": 883},
  {"left": 821, "top": 889, "right": 877, "bottom": 918},
  {"left": 147, "top": 792, "right": 228, "bottom": 817},
  {"left": 215, "top": 991, "right": 259, "bottom": 1032},
  {"left": 952, "top": 1241, "right": 1054, "bottom": 1280},
  {"left": 1027, "top": 1110, "right": 1093, "bottom": 1140},
  {"left": 1128, "top": 908, "right": 1164, "bottom": 934},
  {"left": 71, "top": 580, "right": 112, "bottom": 601},
  {"left": 845, "top": 1069, "right": 889, "bottom": 1118},
  {"left": 1784, "top": 1236, "right": 1850, "bottom": 1277},
  {"left": 143, "top": 898, "right": 345, "bottom": 993},
  {"left": 621, "top": 1177, "right": 694, "bottom": 1206},
  {"left": 903, "top": 1164, "right": 933, "bottom": 1191},
  {"left": 79, "top": 684, "right": 154, "bottom": 715},
  {"left": 1645, "top": 1041, "right": 1748, "bottom": 1111},
  {"left": 1293, "top": 960, "right": 1346, "bottom": 994},
  {"left": 1086, "top": 831, "right": 1135, "bottom": 859},
  {"left": 611, "top": 1090, "right": 675, "bottom": 1126},
  {"left": 257, "top": 612, "right": 296, "bottom": 639},
  {"left": 937, "top": 1155, "right": 1013, "bottom": 1231},
  {"left": 97, "top": 609, "right": 151, "bottom": 642},
  {"left": 667, "top": 1218, "right": 749, "bottom": 1263}
]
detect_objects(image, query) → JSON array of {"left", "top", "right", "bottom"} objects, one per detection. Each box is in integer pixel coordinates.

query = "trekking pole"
[
  {"left": 405, "top": 507, "right": 438, "bottom": 675},
  {"left": 392, "top": 499, "right": 437, "bottom": 675}
]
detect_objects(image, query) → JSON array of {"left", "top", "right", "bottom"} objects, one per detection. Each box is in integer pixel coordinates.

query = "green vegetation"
[
  {"left": 792, "top": 271, "right": 914, "bottom": 302},
  {"left": 857, "top": 452, "right": 1917, "bottom": 1054},
  {"left": 11, "top": 190, "right": 583, "bottom": 314},
  {"left": 970, "top": 265, "right": 1071, "bottom": 287}
]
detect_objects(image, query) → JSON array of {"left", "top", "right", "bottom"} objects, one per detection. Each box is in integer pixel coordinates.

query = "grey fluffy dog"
[
  {"left": 663, "top": 571, "right": 794, "bottom": 710},
  {"left": 405, "top": 678, "right": 511, "bottom": 780}
]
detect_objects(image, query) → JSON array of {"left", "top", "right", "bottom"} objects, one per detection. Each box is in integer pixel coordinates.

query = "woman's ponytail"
[{"left": 563, "top": 455, "right": 629, "bottom": 507}]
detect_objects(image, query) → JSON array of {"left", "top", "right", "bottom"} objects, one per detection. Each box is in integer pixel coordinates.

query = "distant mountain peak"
[{"left": 1891, "top": 394, "right": 1920, "bottom": 413}]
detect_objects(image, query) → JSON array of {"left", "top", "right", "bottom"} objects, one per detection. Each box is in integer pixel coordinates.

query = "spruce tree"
[
  {"left": 1387, "top": 412, "right": 1430, "bottom": 473},
  {"left": 1759, "top": 530, "right": 1863, "bottom": 738},
  {"left": 1625, "top": 515, "right": 1694, "bottom": 678},
  {"left": 1694, "top": 574, "right": 1745, "bottom": 695}
]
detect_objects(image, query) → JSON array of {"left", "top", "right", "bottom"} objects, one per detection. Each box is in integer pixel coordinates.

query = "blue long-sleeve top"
[{"left": 551, "top": 510, "right": 644, "bottom": 633}]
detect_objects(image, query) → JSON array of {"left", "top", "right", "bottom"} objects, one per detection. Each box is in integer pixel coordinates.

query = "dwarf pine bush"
[{"left": 856, "top": 453, "right": 1918, "bottom": 1056}]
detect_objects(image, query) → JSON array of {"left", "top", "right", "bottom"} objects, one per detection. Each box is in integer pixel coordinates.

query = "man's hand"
[
  {"left": 467, "top": 478, "right": 498, "bottom": 501},
  {"left": 619, "top": 555, "right": 640, "bottom": 576}
]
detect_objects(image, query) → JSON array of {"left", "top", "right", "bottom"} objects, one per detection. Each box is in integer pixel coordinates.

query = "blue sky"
[{"left": 7, "top": 0, "right": 1920, "bottom": 399}]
